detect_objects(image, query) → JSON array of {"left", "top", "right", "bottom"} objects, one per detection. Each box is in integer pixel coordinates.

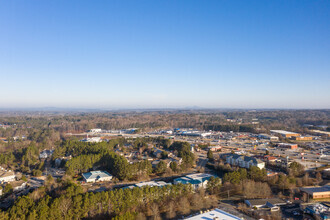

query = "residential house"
[
  {"left": 151, "top": 159, "right": 171, "bottom": 168},
  {"left": 39, "top": 149, "right": 54, "bottom": 159},
  {"left": 153, "top": 147, "right": 163, "bottom": 158},
  {"left": 169, "top": 156, "right": 182, "bottom": 165},
  {"left": 55, "top": 156, "right": 72, "bottom": 167}
]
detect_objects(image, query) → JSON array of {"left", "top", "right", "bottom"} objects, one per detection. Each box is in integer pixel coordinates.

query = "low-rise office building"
[
  {"left": 225, "top": 154, "right": 265, "bottom": 169},
  {"left": 185, "top": 208, "right": 242, "bottom": 220},
  {"left": 174, "top": 173, "right": 216, "bottom": 189},
  {"left": 0, "top": 168, "right": 15, "bottom": 183},
  {"left": 245, "top": 198, "right": 286, "bottom": 211},
  {"left": 82, "top": 171, "right": 113, "bottom": 183}
]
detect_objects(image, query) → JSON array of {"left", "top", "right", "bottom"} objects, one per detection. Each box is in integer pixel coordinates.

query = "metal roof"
[
  {"left": 185, "top": 208, "right": 242, "bottom": 220},
  {"left": 82, "top": 170, "right": 112, "bottom": 180}
]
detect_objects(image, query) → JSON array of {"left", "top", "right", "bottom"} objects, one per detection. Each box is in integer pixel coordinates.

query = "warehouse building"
[
  {"left": 301, "top": 185, "right": 330, "bottom": 199},
  {"left": 270, "top": 130, "right": 301, "bottom": 138}
]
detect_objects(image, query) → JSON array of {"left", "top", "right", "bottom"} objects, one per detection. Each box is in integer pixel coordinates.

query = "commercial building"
[
  {"left": 174, "top": 173, "right": 216, "bottom": 189},
  {"left": 0, "top": 168, "right": 15, "bottom": 183},
  {"left": 277, "top": 143, "right": 298, "bottom": 150},
  {"left": 89, "top": 128, "right": 102, "bottom": 133},
  {"left": 177, "top": 130, "right": 212, "bottom": 138},
  {"left": 80, "top": 137, "right": 102, "bottom": 143},
  {"left": 245, "top": 198, "right": 286, "bottom": 211},
  {"left": 311, "top": 130, "right": 330, "bottom": 138},
  {"left": 208, "top": 145, "right": 222, "bottom": 152},
  {"left": 293, "top": 136, "right": 313, "bottom": 141},
  {"left": 301, "top": 185, "right": 330, "bottom": 199},
  {"left": 258, "top": 134, "right": 279, "bottom": 141},
  {"left": 185, "top": 208, "right": 242, "bottom": 220},
  {"left": 304, "top": 202, "right": 330, "bottom": 219},
  {"left": 11, "top": 180, "right": 28, "bottom": 192},
  {"left": 270, "top": 130, "right": 301, "bottom": 138},
  {"left": 82, "top": 171, "right": 113, "bottom": 183},
  {"left": 225, "top": 154, "right": 265, "bottom": 169},
  {"left": 135, "top": 181, "right": 169, "bottom": 188}
]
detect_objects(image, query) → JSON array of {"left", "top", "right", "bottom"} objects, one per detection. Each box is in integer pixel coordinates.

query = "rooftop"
[
  {"left": 82, "top": 170, "right": 112, "bottom": 180},
  {"left": 185, "top": 208, "right": 242, "bottom": 220},
  {"left": 301, "top": 185, "right": 330, "bottom": 194},
  {"left": 270, "top": 130, "right": 300, "bottom": 135},
  {"left": 246, "top": 198, "right": 286, "bottom": 206},
  {"left": 186, "top": 173, "right": 213, "bottom": 180},
  {"left": 0, "top": 170, "right": 15, "bottom": 178},
  {"left": 135, "top": 181, "right": 169, "bottom": 188}
]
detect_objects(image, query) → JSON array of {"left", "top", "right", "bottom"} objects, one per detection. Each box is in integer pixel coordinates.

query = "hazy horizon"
[{"left": 1, "top": 1, "right": 330, "bottom": 109}]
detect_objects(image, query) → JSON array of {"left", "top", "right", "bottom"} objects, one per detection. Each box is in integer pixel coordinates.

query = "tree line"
[{"left": 0, "top": 178, "right": 222, "bottom": 220}]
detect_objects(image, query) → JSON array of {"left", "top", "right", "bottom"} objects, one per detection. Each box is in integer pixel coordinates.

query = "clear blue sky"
[{"left": 1, "top": 0, "right": 329, "bottom": 109}]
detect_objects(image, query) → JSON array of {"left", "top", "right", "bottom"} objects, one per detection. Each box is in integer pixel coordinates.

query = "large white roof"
[
  {"left": 270, "top": 130, "right": 299, "bottom": 135},
  {"left": 185, "top": 173, "right": 213, "bottom": 180},
  {"left": 185, "top": 208, "right": 242, "bottom": 220}
]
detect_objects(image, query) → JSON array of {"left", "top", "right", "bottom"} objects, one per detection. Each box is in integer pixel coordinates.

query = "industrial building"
[
  {"left": 270, "top": 130, "right": 301, "bottom": 138},
  {"left": 301, "top": 185, "right": 330, "bottom": 199}
]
